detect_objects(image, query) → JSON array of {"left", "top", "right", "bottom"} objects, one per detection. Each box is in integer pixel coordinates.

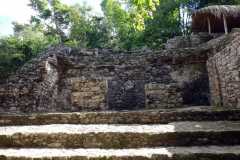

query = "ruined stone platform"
[
  {"left": 0, "top": 121, "right": 240, "bottom": 148},
  {"left": 0, "top": 146, "right": 240, "bottom": 160},
  {"left": 1, "top": 28, "right": 240, "bottom": 159},
  {"left": 0, "top": 107, "right": 240, "bottom": 159},
  {"left": 1, "top": 106, "right": 240, "bottom": 126}
]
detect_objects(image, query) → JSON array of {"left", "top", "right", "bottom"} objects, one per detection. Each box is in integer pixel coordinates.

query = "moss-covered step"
[
  {"left": 0, "top": 121, "right": 240, "bottom": 148},
  {"left": 0, "top": 146, "right": 240, "bottom": 160},
  {"left": 1, "top": 107, "right": 240, "bottom": 126}
]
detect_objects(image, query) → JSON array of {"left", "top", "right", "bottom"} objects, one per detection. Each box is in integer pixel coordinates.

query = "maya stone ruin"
[
  {"left": 0, "top": 6, "right": 240, "bottom": 113},
  {"left": 1, "top": 5, "right": 240, "bottom": 160},
  {"left": 0, "top": 28, "right": 240, "bottom": 113}
]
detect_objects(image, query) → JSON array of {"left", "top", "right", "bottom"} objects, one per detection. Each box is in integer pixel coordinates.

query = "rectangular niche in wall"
[{"left": 70, "top": 77, "right": 108, "bottom": 111}]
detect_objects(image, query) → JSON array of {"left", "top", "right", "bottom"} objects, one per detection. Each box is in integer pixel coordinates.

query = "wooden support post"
[
  {"left": 207, "top": 14, "right": 211, "bottom": 33},
  {"left": 223, "top": 14, "right": 228, "bottom": 34}
]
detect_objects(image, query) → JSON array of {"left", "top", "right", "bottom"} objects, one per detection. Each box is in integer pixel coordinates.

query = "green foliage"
[
  {"left": 116, "top": 25, "right": 141, "bottom": 50},
  {"left": 124, "top": 0, "right": 160, "bottom": 30},
  {"left": 67, "top": 2, "right": 93, "bottom": 48},
  {"left": 0, "top": 37, "right": 39, "bottom": 84},
  {"left": 101, "top": 0, "right": 127, "bottom": 27},
  {"left": 136, "top": 0, "right": 182, "bottom": 50},
  {"left": 85, "top": 16, "right": 117, "bottom": 49},
  {"left": 28, "top": 0, "right": 72, "bottom": 43},
  {"left": 0, "top": 21, "right": 55, "bottom": 84},
  {"left": 100, "top": 0, "right": 141, "bottom": 50}
]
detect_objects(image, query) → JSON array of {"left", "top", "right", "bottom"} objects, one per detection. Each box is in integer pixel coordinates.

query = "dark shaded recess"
[
  {"left": 191, "top": 12, "right": 240, "bottom": 33},
  {"left": 182, "top": 77, "right": 210, "bottom": 106},
  {"left": 0, "top": 96, "right": 6, "bottom": 106},
  {"left": 57, "top": 56, "right": 75, "bottom": 71},
  {"left": 56, "top": 77, "right": 72, "bottom": 111},
  {"left": 107, "top": 79, "right": 146, "bottom": 110},
  {"left": 107, "top": 60, "right": 174, "bottom": 110},
  {"left": 159, "top": 56, "right": 173, "bottom": 63},
  {"left": 96, "top": 65, "right": 115, "bottom": 72},
  {"left": 107, "top": 57, "right": 211, "bottom": 110}
]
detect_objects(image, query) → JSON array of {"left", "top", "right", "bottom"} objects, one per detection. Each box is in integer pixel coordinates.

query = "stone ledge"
[
  {"left": 0, "top": 122, "right": 240, "bottom": 148},
  {"left": 0, "top": 146, "right": 240, "bottom": 160},
  {"left": 0, "top": 108, "right": 240, "bottom": 125}
]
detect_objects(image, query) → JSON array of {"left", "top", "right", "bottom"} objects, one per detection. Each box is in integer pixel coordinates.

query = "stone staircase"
[{"left": 0, "top": 107, "right": 240, "bottom": 159}]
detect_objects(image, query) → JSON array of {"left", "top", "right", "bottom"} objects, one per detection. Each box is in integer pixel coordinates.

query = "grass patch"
[{"left": 211, "top": 105, "right": 226, "bottom": 110}]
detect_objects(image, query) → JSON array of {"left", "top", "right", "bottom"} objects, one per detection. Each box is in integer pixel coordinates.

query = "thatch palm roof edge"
[{"left": 193, "top": 5, "right": 240, "bottom": 18}]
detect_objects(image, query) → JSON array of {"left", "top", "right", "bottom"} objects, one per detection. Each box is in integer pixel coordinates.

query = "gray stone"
[{"left": 123, "top": 80, "right": 134, "bottom": 90}]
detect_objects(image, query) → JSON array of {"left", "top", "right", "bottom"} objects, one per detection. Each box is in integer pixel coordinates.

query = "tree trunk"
[
  {"left": 83, "top": 31, "right": 87, "bottom": 47},
  {"left": 55, "top": 21, "right": 62, "bottom": 43},
  {"left": 182, "top": 8, "right": 185, "bottom": 35},
  {"left": 178, "top": 6, "right": 181, "bottom": 26}
]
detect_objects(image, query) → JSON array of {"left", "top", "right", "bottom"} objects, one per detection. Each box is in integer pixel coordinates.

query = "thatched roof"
[
  {"left": 193, "top": 5, "right": 240, "bottom": 18},
  {"left": 191, "top": 5, "right": 240, "bottom": 33}
]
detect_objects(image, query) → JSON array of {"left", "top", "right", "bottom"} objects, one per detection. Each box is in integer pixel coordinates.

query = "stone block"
[
  {"left": 91, "top": 87, "right": 100, "bottom": 91},
  {"left": 145, "top": 83, "right": 183, "bottom": 109},
  {"left": 70, "top": 78, "right": 107, "bottom": 110}
]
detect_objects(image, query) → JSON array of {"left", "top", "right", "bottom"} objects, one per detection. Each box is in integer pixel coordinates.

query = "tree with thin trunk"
[{"left": 28, "top": 0, "right": 71, "bottom": 43}]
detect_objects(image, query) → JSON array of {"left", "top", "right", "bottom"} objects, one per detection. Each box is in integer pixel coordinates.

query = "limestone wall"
[
  {"left": 67, "top": 77, "right": 107, "bottom": 111},
  {"left": 190, "top": 32, "right": 223, "bottom": 46},
  {"left": 145, "top": 83, "right": 183, "bottom": 109},
  {"left": 0, "top": 42, "right": 210, "bottom": 113},
  {"left": 165, "top": 36, "right": 191, "bottom": 49},
  {"left": 207, "top": 31, "right": 240, "bottom": 108},
  {"left": 0, "top": 84, "right": 37, "bottom": 113},
  {"left": 166, "top": 32, "right": 223, "bottom": 49},
  {"left": 4, "top": 28, "right": 239, "bottom": 113},
  {"left": 3, "top": 27, "right": 240, "bottom": 113}
]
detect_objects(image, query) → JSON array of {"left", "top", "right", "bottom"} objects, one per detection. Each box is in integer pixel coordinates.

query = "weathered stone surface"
[
  {"left": 67, "top": 77, "right": 107, "bottom": 111},
  {"left": 207, "top": 28, "right": 240, "bottom": 108},
  {"left": 0, "top": 121, "right": 240, "bottom": 148},
  {"left": 166, "top": 32, "right": 223, "bottom": 49},
  {"left": 0, "top": 28, "right": 239, "bottom": 112},
  {"left": 0, "top": 146, "right": 240, "bottom": 160},
  {"left": 0, "top": 41, "right": 211, "bottom": 113},
  {"left": 0, "top": 27, "right": 240, "bottom": 160},
  {"left": 145, "top": 83, "right": 183, "bottom": 109},
  {"left": 166, "top": 35, "right": 191, "bottom": 49},
  {"left": 1, "top": 107, "right": 240, "bottom": 125}
]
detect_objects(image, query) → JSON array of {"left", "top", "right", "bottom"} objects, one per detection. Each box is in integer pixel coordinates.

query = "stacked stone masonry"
[
  {"left": 1, "top": 146, "right": 240, "bottom": 160},
  {"left": 1, "top": 109, "right": 240, "bottom": 126},
  {"left": 145, "top": 83, "right": 183, "bottom": 109},
  {"left": 0, "top": 43, "right": 211, "bottom": 113},
  {"left": 207, "top": 29, "right": 240, "bottom": 108},
  {"left": 1, "top": 121, "right": 240, "bottom": 148},
  {"left": 0, "top": 28, "right": 240, "bottom": 112},
  {"left": 67, "top": 77, "right": 107, "bottom": 111},
  {"left": 166, "top": 32, "right": 223, "bottom": 49}
]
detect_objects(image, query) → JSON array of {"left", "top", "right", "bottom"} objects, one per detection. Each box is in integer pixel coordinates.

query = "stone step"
[
  {"left": 0, "top": 146, "right": 240, "bottom": 160},
  {"left": 0, "top": 121, "right": 240, "bottom": 148},
  {"left": 1, "top": 107, "right": 240, "bottom": 125}
]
